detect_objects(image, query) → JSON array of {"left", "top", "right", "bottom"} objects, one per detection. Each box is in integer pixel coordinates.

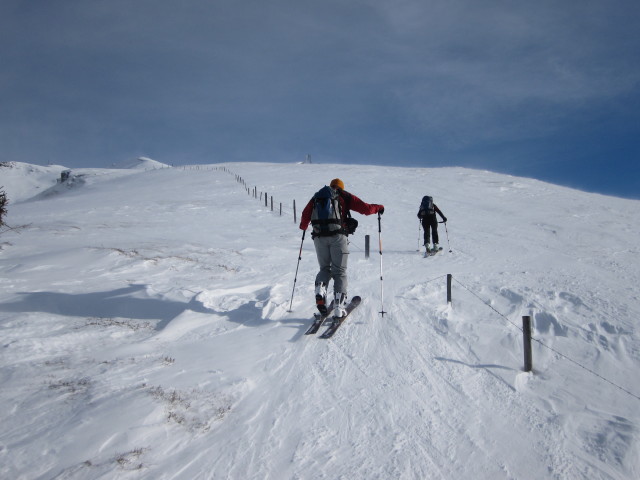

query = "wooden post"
[
  {"left": 293, "top": 200, "right": 297, "bottom": 223},
  {"left": 279, "top": 202, "right": 282, "bottom": 216},
  {"left": 523, "top": 316, "right": 533, "bottom": 372},
  {"left": 265, "top": 193, "right": 268, "bottom": 207},
  {"left": 447, "top": 274, "right": 452, "bottom": 305},
  {"left": 270, "top": 196, "right": 273, "bottom": 211},
  {"left": 365, "top": 235, "right": 370, "bottom": 259}
]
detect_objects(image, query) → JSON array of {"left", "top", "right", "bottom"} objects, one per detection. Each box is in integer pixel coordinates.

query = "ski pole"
[
  {"left": 378, "top": 212, "right": 387, "bottom": 317},
  {"left": 417, "top": 219, "right": 421, "bottom": 252},
  {"left": 288, "top": 229, "right": 306, "bottom": 312},
  {"left": 443, "top": 221, "right": 452, "bottom": 253}
]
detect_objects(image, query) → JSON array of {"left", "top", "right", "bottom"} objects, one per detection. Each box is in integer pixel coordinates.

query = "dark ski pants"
[
  {"left": 313, "top": 234, "right": 349, "bottom": 294},
  {"left": 421, "top": 215, "right": 439, "bottom": 245}
]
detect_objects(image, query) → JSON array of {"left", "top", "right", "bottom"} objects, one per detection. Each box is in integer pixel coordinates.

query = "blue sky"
[{"left": 2, "top": 0, "right": 639, "bottom": 198}]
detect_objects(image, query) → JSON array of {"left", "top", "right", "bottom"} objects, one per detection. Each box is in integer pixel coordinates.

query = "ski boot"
[
  {"left": 332, "top": 292, "right": 348, "bottom": 322},
  {"left": 315, "top": 282, "right": 328, "bottom": 315}
]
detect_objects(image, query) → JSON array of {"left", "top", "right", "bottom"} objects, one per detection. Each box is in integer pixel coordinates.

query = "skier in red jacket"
[{"left": 299, "top": 178, "right": 384, "bottom": 319}]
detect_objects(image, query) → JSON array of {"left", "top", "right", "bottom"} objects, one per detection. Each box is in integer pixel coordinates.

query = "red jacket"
[{"left": 299, "top": 189, "right": 383, "bottom": 231}]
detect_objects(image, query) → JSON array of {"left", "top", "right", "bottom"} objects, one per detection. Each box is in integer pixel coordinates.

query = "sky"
[{"left": 2, "top": 0, "right": 639, "bottom": 198}]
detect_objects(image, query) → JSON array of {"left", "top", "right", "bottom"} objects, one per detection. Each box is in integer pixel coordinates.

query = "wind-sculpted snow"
[{"left": 0, "top": 162, "right": 639, "bottom": 479}]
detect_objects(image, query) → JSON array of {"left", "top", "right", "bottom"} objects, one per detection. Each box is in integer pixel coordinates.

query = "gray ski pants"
[{"left": 313, "top": 234, "right": 349, "bottom": 294}]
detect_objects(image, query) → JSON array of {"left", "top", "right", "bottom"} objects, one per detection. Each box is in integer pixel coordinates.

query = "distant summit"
[{"left": 114, "top": 157, "right": 170, "bottom": 170}]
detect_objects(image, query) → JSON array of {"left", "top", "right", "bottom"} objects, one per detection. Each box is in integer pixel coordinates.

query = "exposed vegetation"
[{"left": 0, "top": 187, "right": 7, "bottom": 231}]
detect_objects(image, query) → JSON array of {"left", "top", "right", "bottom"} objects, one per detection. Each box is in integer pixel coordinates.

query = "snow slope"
[
  {"left": 112, "top": 157, "right": 171, "bottom": 170},
  {"left": 1, "top": 162, "right": 639, "bottom": 479},
  {"left": 1, "top": 162, "right": 67, "bottom": 203}
]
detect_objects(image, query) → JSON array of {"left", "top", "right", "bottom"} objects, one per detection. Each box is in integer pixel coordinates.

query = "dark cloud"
[{"left": 1, "top": 0, "right": 639, "bottom": 197}]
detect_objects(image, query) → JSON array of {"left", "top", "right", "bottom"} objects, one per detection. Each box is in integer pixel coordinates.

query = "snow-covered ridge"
[
  {"left": 1, "top": 161, "right": 639, "bottom": 479},
  {"left": 1, "top": 161, "right": 67, "bottom": 203},
  {"left": 1, "top": 158, "right": 170, "bottom": 204},
  {"left": 112, "top": 156, "right": 171, "bottom": 170}
]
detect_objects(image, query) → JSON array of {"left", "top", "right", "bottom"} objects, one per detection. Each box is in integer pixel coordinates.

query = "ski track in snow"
[{"left": 1, "top": 161, "right": 639, "bottom": 479}]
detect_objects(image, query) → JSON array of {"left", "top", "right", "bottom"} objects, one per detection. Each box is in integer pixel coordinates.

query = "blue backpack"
[{"left": 310, "top": 186, "right": 343, "bottom": 236}]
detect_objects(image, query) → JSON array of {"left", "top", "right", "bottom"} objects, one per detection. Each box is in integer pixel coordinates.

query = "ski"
[
  {"left": 424, "top": 246, "right": 443, "bottom": 257},
  {"left": 319, "top": 296, "right": 361, "bottom": 339},
  {"left": 304, "top": 301, "right": 335, "bottom": 335}
]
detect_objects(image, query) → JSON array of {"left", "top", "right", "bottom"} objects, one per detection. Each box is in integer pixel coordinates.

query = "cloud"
[
  {"left": 365, "top": 0, "right": 640, "bottom": 146},
  {"left": 1, "top": 0, "right": 639, "bottom": 192}
]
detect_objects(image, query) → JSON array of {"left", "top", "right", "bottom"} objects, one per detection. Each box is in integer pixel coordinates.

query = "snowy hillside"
[
  {"left": 1, "top": 162, "right": 67, "bottom": 203},
  {"left": 1, "top": 162, "right": 639, "bottom": 479},
  {"left": 112, "top": 157, "right": 171, "bottom": 170}
]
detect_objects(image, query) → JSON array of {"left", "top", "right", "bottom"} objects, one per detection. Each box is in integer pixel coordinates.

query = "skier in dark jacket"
[
  {"left": 417, "top": 196, "right": 447, "bottom": 254},
  {"left": 300, "top": 178, "right": 384, "bottom": 319}
]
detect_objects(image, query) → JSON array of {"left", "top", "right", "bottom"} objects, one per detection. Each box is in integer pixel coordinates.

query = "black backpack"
[
  {"left": 310, "top": 186, "right": 343, "bottom": 235},
  {"left": 418, "top": 195, "right": 434, "bottom": 218}
]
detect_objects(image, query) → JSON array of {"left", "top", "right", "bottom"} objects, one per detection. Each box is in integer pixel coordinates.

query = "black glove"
[
  {"left": 378, "top": 205, "right": 384, "bottom": 214},
  {"left": 442, "top": 217, "right": 448, "bottom": 223}
]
